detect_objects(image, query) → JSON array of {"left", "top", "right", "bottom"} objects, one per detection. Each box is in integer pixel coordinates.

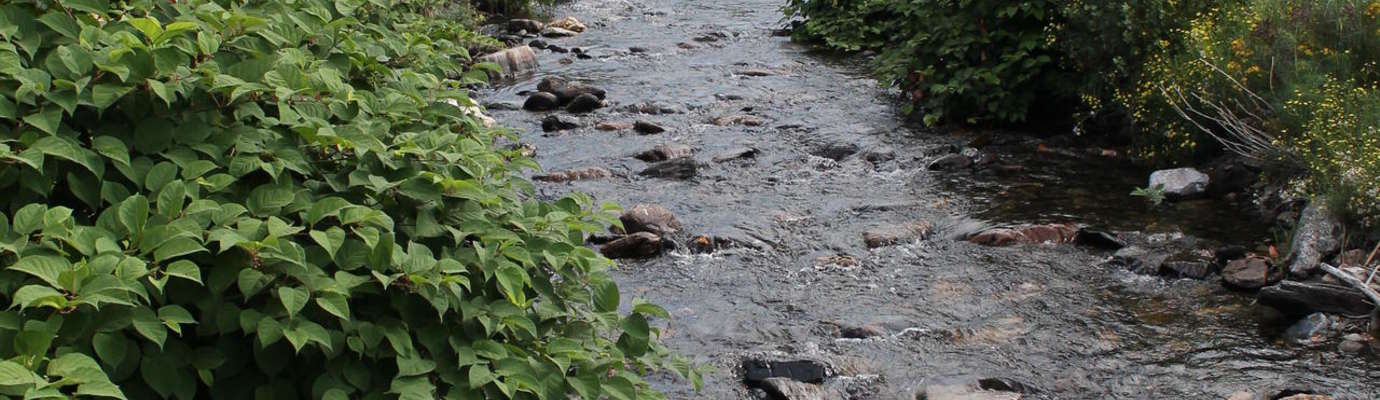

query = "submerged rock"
[
  {"left": 1287, "top": 201, "right": 1343, "bottom": 278},
  {"left": 1148, "top": 167, "right": 1210, "bottom": 199},
  {"left": 639, "top": 157, "right": 697, "bottom": 180},
  {"left": 599, "top": 232, "right": 663, "bottom": 259},
  {"left": 1073, "top": 229, "right": 1125, "bottom": 250},
  {"left": 810, "top": 142, "right": 860, "bottom": 161},
  {"left": 862, "top": 223, "right": 933, "bottom": 249},
  {"left": 634, "top": 144, "right": 694, "bottom": 162},
  {"left": 713, "top": 147, "right": 760, "bottom": 163},
  {"left": 565, "top": 93, "right": 603, "bottom": 113},
  {"left": 533, "top": 167, "right": 611, "bottom": 183},
  {"left": 927, "top": 153, "right": 973, "bottom": 171},
  {"left": 596, "top": 121, "right": 632, "bottom": 131},
  {"left": 1283, "top": 313, "right": 1330, "bottom": 344},
  {"left": 968, "top": 224, "right": 1078, "bottom": 247},
  {"left": 634, "top": 120, "right": 667, "bottom": 135},
  {"left": 540, "top": 115, "right": 580, "bottom": 132}
]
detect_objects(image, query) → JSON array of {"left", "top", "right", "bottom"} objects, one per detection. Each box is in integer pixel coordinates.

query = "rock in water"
[
  {"left": 476, "top": 46, "right": 539, "bottom": 78},
  {"left": 523, "top": 92, "right": 560, "bottom": 111},
  {"left": 599, "top": 232, "right": 663, "bottom": 259},
  {"left": 634, "top": 144, "right": 694, "bottom": 162},
  {"left": 507, "top": 19, "right": 545, "bottom": 34},
  {"left": 1258, "top": 280, "right": 1374, "bottom": 317},
  {"left": 927, "top": 153, "right": 973, "bottom": 171},
  {"left": 968, "top": 224, "right": 1078, "bottom": 246},
  {"left": 1221, "top": 256, "right": 1280, "bottom": 290},
  {"left": 712, "top": 147, "right": 759, "bottom": 163},
  {"left": 540, "top": 115, "right": 579, "bottom": 132},
  {"left": 1148, "top": 167, "right": 1210, "bottom": 199},
  {"left": 862, "top": 223, "right": 933, "bottom": 249},
  {"left": 537, "top": 76, "right": 567, "bottom": 93},
  {"left": 540, "top": 27, "right": 578, "bottom": 38},
  {"left": 633, "top": 120, "right": 666, "bottom": 135},
  {"left": 532, "top": 167, "right": 611, "bottom": 183},
  {"left": 639, "top": 157, "right": 697, "bottom": 180},
  {"left": 1283, "top": 313, "right": 1330, "bottom": 344},
  {"left": 620, "top": 205, "right": 682, "bottom": 236},
  {"left": 1287, "top": 201, "right": 1342, "bottom": 278},
  {"left": 547, "top": 16, "right": 587, "bottom": 33},
  {"left": 565, "top": 93, "right": 602, "bottom": 113}
]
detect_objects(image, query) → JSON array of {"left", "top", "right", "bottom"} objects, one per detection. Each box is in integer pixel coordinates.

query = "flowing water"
[{"left": 478, "top": 0, "right": 1380, "bottom": 398}]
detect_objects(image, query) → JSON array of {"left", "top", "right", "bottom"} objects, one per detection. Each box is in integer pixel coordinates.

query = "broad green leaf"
[
  {"left": 309, "top": 228, "right": 345, "bottom": 259},
  {"left": 126, "top": 18, "right": 163, "bottom": 41},
  {"left": 277, "top": 286, "right": 309, "bottom": 319},
  {"left": 593, "top": 279, "right": 619, "bottom": 313},
  {"left": 91, "top": 136, "right": 130, "bottom": 166},
  {"left": 11, "top": 285, "right": 67, "bottom": 310},
  {"left": 158, "top": 305, "right": 196, "bottom": 335},
  {"left": 92, "top": 332, "right": 129, "bottom": 368},
  {"left": 47, "top": 353, "right": 109, "bottom": 384},
  {"left": 131, "top": 306, "right": 167, "bottom": 348},
  {"left": 9, "top": 255, "right": 70, "bottom": 289},
  {"left": 77, "top": 381, "right": 128, "bottom": 400},
  {"left": 154, "top": 238, "right": 205, "bottom": 261},
  {"left": 315, "top": 293, "right": 350, "bottom": 321},
  {"left": 23, "top": 108, "right": 62, "bottom": 135},
  {"left": 256, "top": 317, "right": 283, "bottom": 347},
  {"left": 30, "top": 135, "right": 102, "bottom": 176},
  {"left": 602, "top": 376, "right": 637, "bottom": 400},
  {"left": 495, "top": 264, "right": 528, "bottom": 306},
  {"left": 237, "top": 268, "right": 269, "bottom": 299},
  {"left": 396, "top": 356, "right": 435, "bottom": 377},
  {"left": 165, "top": 260, "right": 202, "bottom": 285},
  {"left": 0, "top": 360, "right": 39, "bottom": 386}
]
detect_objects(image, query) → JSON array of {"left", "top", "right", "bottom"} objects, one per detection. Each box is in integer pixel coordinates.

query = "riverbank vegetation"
[
  {"left": 0, "top": 0, "right": 689, "bottom": 399},
  {"left": 786, "top": 0, "right": 1380, "bottom": 228}
]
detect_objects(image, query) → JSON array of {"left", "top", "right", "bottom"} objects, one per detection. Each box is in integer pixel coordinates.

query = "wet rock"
[
  {"left": 629, "top": 46, "right": 649, "bottom": 53},
  {"left": 507, "top": 19, "right": 545, "bottom": 34},
  {"left": 1338, "top": 336, "right": 1366, "bottom": 353},
  {"left": 918, "top": 382, "right": 1021, "bottom": 400},
  {"left": 969, "top": 224, "right": 1078, "bottom": 247},
  {"left": 1283, "top": 313, "right": 1330, "bottom": 344},
  {"left": 1221, "top": 256, "right": 1281, "bottom": 290},
  {"left": 756, "top": 378, "right": 828, "bottom": 400},
  {"left": 596, "top": 121, "right": 632, "bottom": 131},
  {"left": 1148, "top": 167, "right": 1211, "bottom": 199},
  {"left": 861, "top": 146, "right": 897, "bottom": 163},
  {"left": 532, "top": 167, "right": 611, "bottom": 183},
  {"left": 822, "top": 322, "right": 888, "bottom": 339},
  {"left": 687, "top": 234, "right": 767, "bottom": 254},
  {"left": 639, "top": 157, "right": 698, "bottom": 180},
  {"left": 713, "top": 114, "right": 767, "bottom": 126},
  {"left": 810, "top": 142, "right": 860, "bottom": 161},
  {"left": 619, "top": 204, "right": 682, "bottom": 236},
  {"left": 541, "top": 115, "right": 580, "bottom": 132},
  {"left": 483, "top": 101, "right": 522, "bottom": 111},
  {"left": 1207, "top": 158, "right": 1259, "bottom": 196},
  {"left": 677, "top": 42, "right": 700, "bottom": 49},
  {"left": 523, "top": 92, "right": 560, "bottom": 111},
  {"left": 540, "top": 27, "right": 578, "bottom": 38},
  {"left": 1259, "top": 280, "right": 1374, "bottom": 317},
  {"left": 862, "top": 223, "right": 933, "bottom": 249},
  {"left": 1215, "top": 245, "right": 1250, "bottom": 265},
  {"left": 1074, "top": 229, "right": 1125, "bottom": 250},
  {"left": 977, "top": 378, "right": 1039, "bottom": 395},
  {"left": 621, "top": 102, "right": 687, "bottom": 115},
  {"left": 547, "top": 16, "right": 586, "bottom": 33},
  {"left": 634, "top": 144, "right": 694, "bottom": 162},
  {"left": 736, "top": 68, "right": 776, "bottom": 77},
  {"left": 1287, "top": 202, "right": 1343, "bottom": 278},
  {"left": 476, "top": 46, "right": 539, "bottom": 78},
  {"left": 928, "top": 153, "right": 973, "bottom": 171},
  {"left": 599, "top": 232, "right": 663, "bottom": 259},
  {"left": 1111, "top": 246, "right": 1170, "bottom": 274},
  {"left": 537, "top": 76, "right": 567, "bottom": 93},
  {"left": 527, "top": 39, "right": 549, "bottom": 50},
  {"left": 550, "top": 84, "right": 606, "bottom": 104},
  {"left": 565, "top": 93, "right": 603, "bottom": 113},
  {"left": 713, "top": 147, "right": 760, "bottom": 163},
  {"left": 633, "top": 120, "right": 666, "bottom": 135},
  {"left": 546, "top": 45, "right": 569, "bottom": 53},
  {"left": 742, "top": 358, "right": 829, "bottom": 384}
]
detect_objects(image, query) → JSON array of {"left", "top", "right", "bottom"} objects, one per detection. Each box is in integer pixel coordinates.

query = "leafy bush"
[
  {"left": 0, "top": 0, "right": 693, "bottom": 399},
  {"left": 785, "top": 0, "right": 1215, "bottom": 127}
]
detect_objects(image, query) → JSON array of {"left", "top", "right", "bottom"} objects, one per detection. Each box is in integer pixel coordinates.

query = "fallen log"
[
  {"left": 1257, "top": 280, "right": 1374, "bottom": 317},
  {"left": 1319, "top": 263, "right": 1380, "bottom": 335}
]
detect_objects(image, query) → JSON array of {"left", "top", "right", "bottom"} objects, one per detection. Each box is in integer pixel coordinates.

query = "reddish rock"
[
  {"left": 599, "top": 232, "right": 662, "bottom": 259},
  {"left": 968, "top": 224, "right": 1078, "bottom": 246},
  {"left": 596, "top": 121, "right": 633, "bottom": 131},
  {"left": 1221, "top": 256, "right": 1281, "bottom": 290}
]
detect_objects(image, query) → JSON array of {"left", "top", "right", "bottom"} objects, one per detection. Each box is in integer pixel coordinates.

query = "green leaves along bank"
[{"left": 0, "top": 0, "right": 694, "bottom": 399}]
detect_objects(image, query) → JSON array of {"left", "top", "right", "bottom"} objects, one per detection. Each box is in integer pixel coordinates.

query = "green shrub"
[{"left": 0, "top": 0, "right": 693, "bottom": 399}]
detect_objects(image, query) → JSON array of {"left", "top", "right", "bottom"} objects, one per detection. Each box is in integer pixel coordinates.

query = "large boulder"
[
  {"left": 1148, "top": 167, "right": 1210, "bottom": 199},
  {"left": 619, "top": 205, "right": 682, "bottom": 236},
  {"left": 476, "top": 46, "right": 539, "bottom": 78},
  {"left": 523, "top": 92, "right": 560, "bottom": 111},
  {"left": 1286, "top": 202, "right": 1343, "bottom": 277}
]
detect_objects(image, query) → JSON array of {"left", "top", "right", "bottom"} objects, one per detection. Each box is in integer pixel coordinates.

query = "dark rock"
[
  {"left": 1287, "top": 202, "right": 1343, "bottom": 278},
  {"left": 634, "top": 144, "right": 694, "bottom": 162},
  {"left": 823, "top": 322, "right": 888, "bottom": 339},
  {"left": 1338, "top": 334, "right": 1367, "bottom": 353},
  {"left": 598, "top": 232, "right": 663, "bottom": 259},
  {"left": 483, "top": 101, "right": 522, "bottom": 111},
  {"left": 1215, "top": 245, "right": 1249, "bottom": 265},
  {"left": 1074, "top": 229, "right": 1125, "bottom": 250},
  {"left": 576, "top": 53, "right": 593, "bottom": 60},
  {"left": 713, "top": 147, "right": 760, "bottom": 163},
  {"left": 541, "top": 115, "right": 580, "bottom": 132},
  {"left": 1258, "top": 280, "right": 1374, "bottom": 317},
  {"left": 532, "top": 167, "right": 611, "bottom": 183},
  {"left": 596, "top": 121, "right": 632, "bottom": 131},
  {"left": 862, "top": 223, "right": 933, "bottom": 249},
  {"left": 927, "top": 153, "right": 973, "bottom": 171},
  {"left": 546, "top": 45, "right": 569, "bottom": 53},
  {"left": 523, "top": 92, "right": 560, "bottom": 111},
  {"left": 1159, "top": 258, "right": 1216, "bottom": 280},
  {"left": 1148, "top": 167, "right": 1211, "bottom": 199},
  {"left": 565, "top": 93, "right": 602, "bottom": 113},
  {"left": 810, "top": 142, "right": 859, "bottom": 161},
  {"left": 756, "top": 378, "right": 827, "bottom": 400},
  {"left": 977, "top": 378, "right": 1039, "bottom": 395},
  {"left": 633, "top": 120, "right": 666, "bottom": 135},
  {"left": 736, "top": 68, "right": 776, "bottom": 77},
  {"left": 969, "top": 224, "right": 1078, "bottom": 247},
  {"left": 621, "top": 102, "right": 687, "bottom": 114},
  {"left": 687, "top": 234, "right": 764, "bottom": 254},
  {"left": 537, "top": 76, "right": 567, "bottom": 93},
  {"left": 1283, "top": 313, "right": 1330, "bottom": 344},
  {"left": 861, "top": 146, "right": 897, "bottom": 163},
  {"left": 527, "top": 39, "right": 549, "bottom": 49},
  {"left": 639, "top": 157, "right": 697, "bottom": 180},
  {"left": 1222, "top": 256, "right": 1281, "bottom": 290},
  {"left": 507, "top": 19, "right": 545, "bottom": 34},
  {"left": 713, "top": 114, "right": 767, "bottom": 126},
  {"left": 742, "top": 359, "right": 828, "bottom": 384},
  {"left": 551, "top": 84, "right": 606, "bottom": 104},
  {"left": 629, "top": 46, "right": 649, "bottom": 53},
  {"left": 619, "top": 204, "right": 682, "bottom": 236},
  {"left": 1207, "top": 159, "right": 1259, "bottom": 196},
  {"left": 1111, "top": 246, "right": 1170, "bottom": 275}
]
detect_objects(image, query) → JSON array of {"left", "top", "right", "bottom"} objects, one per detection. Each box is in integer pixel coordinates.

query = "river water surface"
[{"left": 478, "top": 0, "right": 1380, "bottom": 398}]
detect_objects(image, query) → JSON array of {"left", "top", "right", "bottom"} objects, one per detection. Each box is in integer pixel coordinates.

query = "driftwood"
[
  {"left": 1319, "top": 263, "right": 1380, "bottom": 335},
  {"left": 1257, "top": 280, "right": 1374, "bottom": 317}
]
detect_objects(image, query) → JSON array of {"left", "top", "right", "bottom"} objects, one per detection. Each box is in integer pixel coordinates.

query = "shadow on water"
[{"left": 477, "top": 0, "right": 1380, "bottom": 398}]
